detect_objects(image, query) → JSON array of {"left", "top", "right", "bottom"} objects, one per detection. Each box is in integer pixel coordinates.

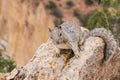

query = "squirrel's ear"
[{"left": 48, "top": 28, "right": 52, "bottom": 32}]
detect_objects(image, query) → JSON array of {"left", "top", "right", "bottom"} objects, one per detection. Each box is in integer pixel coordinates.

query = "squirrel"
[{"left": 49, "top": 21, "right": 118, "bottom": 62}]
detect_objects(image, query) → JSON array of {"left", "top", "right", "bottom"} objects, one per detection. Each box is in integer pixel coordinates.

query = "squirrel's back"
[
  {"left": 85, "top": 28, "right": 118, "bottom": 62},
  {"left": 60, "top": 21, "right": 84, "bottom": 42}
]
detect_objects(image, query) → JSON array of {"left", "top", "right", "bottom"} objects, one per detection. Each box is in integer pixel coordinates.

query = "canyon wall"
[{"left": 0, "top": 0, "right": 54, "bottom": 66}]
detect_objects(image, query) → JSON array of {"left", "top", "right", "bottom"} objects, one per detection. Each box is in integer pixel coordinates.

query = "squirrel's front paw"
[
  {"left": 74, "top": 52, "right": 80, "bottom": 58},
  {"left": 55, "top": 48, "right": 60, "bottom": 57}
]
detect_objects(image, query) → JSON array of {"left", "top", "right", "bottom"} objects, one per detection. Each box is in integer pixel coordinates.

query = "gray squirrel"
[{"left": 49, "top": 21, "right": 118, "bottom": 62}]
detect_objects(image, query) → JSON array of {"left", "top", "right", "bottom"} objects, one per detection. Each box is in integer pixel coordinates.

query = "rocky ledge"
[{"left": 0, "top": 36, "right": 119, "bottom": 80}]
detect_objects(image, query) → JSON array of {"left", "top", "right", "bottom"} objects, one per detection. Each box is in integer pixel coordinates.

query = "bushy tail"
[{"left": 85, "top": 28, "right": 118, "bottom": 62}]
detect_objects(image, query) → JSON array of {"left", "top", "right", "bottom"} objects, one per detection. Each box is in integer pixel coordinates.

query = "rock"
[
  {"left": 0, "top": 26, "right": 119, "bottom": 80},
  {"left": 6, "top": 68, "right": 19, "bottom": 80},
  {"left": 3, "top": 35, "right": 120, "bottom": 80}
]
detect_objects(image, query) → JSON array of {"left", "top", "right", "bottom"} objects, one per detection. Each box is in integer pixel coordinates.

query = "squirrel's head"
[{"left": 49, "top": 27, "right": 65, "bottom": 45}]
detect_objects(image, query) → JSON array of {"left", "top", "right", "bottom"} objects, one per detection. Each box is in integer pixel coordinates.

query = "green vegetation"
[
  {"left": 85, "top": 0, "right": 94, "bottom": 5},
  {"left": 54, "top": 19, "right": 64, "bottom": 27},
  {"left": 0, "top": 52, "right": 16, "bottom": 73},
  {"left": 46, "top": 1, "right": 63, "bottom": 18},
  {"left": 73, "top": 9, "right": 91, "bottom": 26},
  {"left": 85, "top": 0, "right": 101, "bottom": 5},
  {"left": 52, "top": 8, "right": 63, "bottom": 18},
  {"left": 86, "top": 0, "right": 120, "bottom": 42},
  {"left": 74, "top": 0, "right": 120, "bottom": 42},
  {"left": 46, "top": 1, "right": 57, "bottom": 10},
  {"left": 66, "top": 0, "right": 74, "bottom": 8},
  {"left": 73, "top": 9, "right": 80, "bottom": 17}
]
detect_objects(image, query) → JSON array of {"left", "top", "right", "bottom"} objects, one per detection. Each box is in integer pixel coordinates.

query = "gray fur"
[
  {"left": 85, "top": 28, "right": 118, "bottom": 61},
  {"left": 49, "top": 21, "right": 118, "bottom": 62}
]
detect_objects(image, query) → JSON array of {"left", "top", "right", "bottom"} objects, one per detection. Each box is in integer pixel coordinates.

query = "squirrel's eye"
[{"left": 59, "top": 33, "right": 62, "bottom": 36}]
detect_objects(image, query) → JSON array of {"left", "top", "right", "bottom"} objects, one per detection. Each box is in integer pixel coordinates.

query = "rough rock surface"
[{"left": 1, "top": 36, "right": 119, "bottom": 80}]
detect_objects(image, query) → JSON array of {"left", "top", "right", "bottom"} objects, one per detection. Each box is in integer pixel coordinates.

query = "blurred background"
[{"left": 0, "top": 0, "right": 120, "bottom": 73}]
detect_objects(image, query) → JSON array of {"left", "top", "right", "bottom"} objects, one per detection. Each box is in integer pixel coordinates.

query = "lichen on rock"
[{"left": 4, "top": 36, "right": 120, "bottom": 80}]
